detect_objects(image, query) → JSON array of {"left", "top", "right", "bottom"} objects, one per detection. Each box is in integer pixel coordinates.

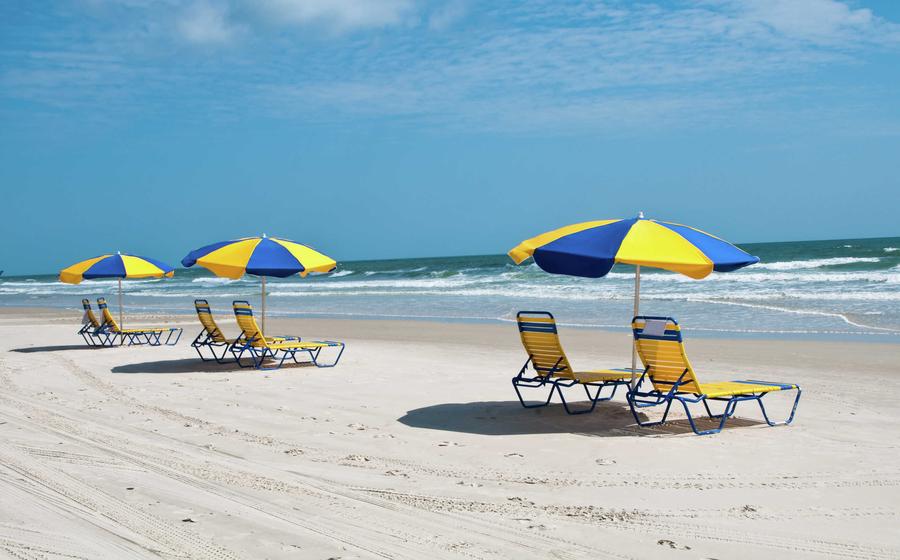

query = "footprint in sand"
[
  {"left": 657, "top": 539, "right": 691, "bottom": 550},
  {"left": 595, "top": 458, "right": 616, "bottom": 466},
  {"left": 504, "top": 452, "right": 524, "bottom": 458},
  {"left": 507, "top": 497, "right": 536, "bottom": 506},
  {"left": 385, "top": 469, "right": 409, "bottom": 478}
]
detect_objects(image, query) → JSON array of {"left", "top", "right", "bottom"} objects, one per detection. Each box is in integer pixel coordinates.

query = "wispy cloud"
[
  {"left": 178, "top": 2, "right": 239, "bottom": 45},
  {"left": 730, "top": 0, "right": 883, "bottom": 44},
  {"left": 2, "top": 1, "right": 899, "bottom": 133},
  {"left": 174, "top": 0, "right": 417, "bottom": 45},
  {"left": 428, "top": 0, "right": 467, "bottom": 31},
  {"left": 252, "top": 0, "right": 900, "bottom": 131},
  {"left": 252, "top": 0, "right": 416, "bottom": 30}
]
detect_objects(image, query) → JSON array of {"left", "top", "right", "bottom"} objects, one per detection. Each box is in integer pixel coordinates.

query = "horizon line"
[{"left": 3, "top": 233, "right": 898, "bottom": 278}]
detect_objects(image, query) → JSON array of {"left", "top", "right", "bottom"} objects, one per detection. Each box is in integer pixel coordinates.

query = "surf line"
[{"left": 692, "top": 298, "right": 900, "bottom": 333}]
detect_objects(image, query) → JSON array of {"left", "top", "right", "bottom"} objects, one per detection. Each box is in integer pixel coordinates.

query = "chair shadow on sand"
[
  {"left": 11, "top": 345, "right": 99, "bottom": 353},
  {"left": 397, "top": 400, "right": 764, "bottom": 437},
  {"left": 110, "top": 358, "right": 318, "bottom": 374}
]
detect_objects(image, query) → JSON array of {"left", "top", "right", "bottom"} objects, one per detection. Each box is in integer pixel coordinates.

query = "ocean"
[{"left": 2, "top": 236, "right": 899, "bottom": 341}]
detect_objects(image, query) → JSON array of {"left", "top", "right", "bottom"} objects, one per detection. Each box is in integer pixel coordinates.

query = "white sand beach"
[{"left": 0, "top": 308, "right": 898, "bottom": 559}]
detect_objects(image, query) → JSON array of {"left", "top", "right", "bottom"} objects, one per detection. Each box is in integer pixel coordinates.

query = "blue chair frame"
[
  {"left": 229, "top": 300, "right": 345, "bottom": 371},
  {"left": 190, "top": 300, "right": 237, "bottom": 363},
  {"left": 97, "top": 298, "right": 183, "bottom": 347},
  {"left": 512, "top": 311, "right": 634, "bottom": 415},
  {"left": 626, "top": 316, "right": 802, "bottom": 435},
  {"left": 78, "top": 299, "right": 114, "bottom": 347}
]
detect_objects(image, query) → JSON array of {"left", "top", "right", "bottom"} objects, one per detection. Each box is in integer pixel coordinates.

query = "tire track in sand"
[
  {"left": 0, "top": 381, "right": 628, "bottom": 560},
  {"left": 0, "top": 441, "right": 237, "bottom": 560}
]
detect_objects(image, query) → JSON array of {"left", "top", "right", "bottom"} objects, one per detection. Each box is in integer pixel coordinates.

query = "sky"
[{"left": 1, "top": 0, "right": 899, "bottom": 275}]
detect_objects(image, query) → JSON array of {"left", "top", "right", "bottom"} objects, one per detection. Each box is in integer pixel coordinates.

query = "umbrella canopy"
[
  {"left": 509, "top": 213, "right": 758, "bottom": 382},
  {"left": 181, "top": 235, "right": 336, "bottom": 334},
  {"left": 509, "top": 216, "right": 758, "bottom": 279},
  {"left": 182, "top": 235, "right": 336, "bottom": 279},
  {"left": 60, "top": 253, "right": 175, "bottom": 284},
  {"left": 59, "top": 252, "right": 175, "bottom": 333}
]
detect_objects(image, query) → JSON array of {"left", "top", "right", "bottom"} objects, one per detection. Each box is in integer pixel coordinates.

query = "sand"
[{"left": 0, "top": 307, "right": 898, "bottom": 559}]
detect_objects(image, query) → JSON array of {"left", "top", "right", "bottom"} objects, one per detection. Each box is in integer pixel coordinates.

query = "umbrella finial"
[
  {"left": 262, "top": 233, "right": 267, "bottom": 239},
  {"left": 637, "top": 211, "right": 645, "bottom": 219}
]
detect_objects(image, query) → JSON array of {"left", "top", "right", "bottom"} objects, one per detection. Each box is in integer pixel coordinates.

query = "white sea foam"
[
  {"left": 131, "top": 290, "right": 249, "bottom": 298},
  {"left": 268, "top": 284, "right": 900, "bottom": 303},
  {"left": 885, "top": 247, "right": 899, "bottom": 253},
  {"left": 605, "top": 270, "right": 899, "bottom": 284},
  {"left": 684, "top": 298, "right": 900, "bottom": 333},
  {"left": 753, "top": 257, "right": 880, "bottom": 270},
  {"left": 191, "top": 277, "right": 236, "bottom": 285},
  {"left": 328, "top": 270, "right": 354, "bottom": 277},
  {"left": 363, "top": 266, "right": 428, "bottom": 276}
]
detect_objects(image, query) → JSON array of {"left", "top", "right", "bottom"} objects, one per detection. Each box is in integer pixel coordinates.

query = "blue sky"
[{"left": 1, "top": 0, "right": 899, "bottom": 275}]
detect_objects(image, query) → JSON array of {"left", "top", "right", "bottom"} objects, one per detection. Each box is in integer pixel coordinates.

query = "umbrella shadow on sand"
[
  {"left": 398, "top": 400, "right": 763, "bottom": 437},
  {"left": 11, "top": 345, "right": 100, "bottom": 353},
  {"left": 110, "top": 358, "right": 317, "bottom": 374}
]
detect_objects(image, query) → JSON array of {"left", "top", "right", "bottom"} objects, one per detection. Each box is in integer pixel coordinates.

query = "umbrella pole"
[
  {"left": 630, "top": 265, "right": 641, "bottom": 387},
  {"left": 261, "top": 276, "right": 266, "bottom": 337},
  {"left": 118, "top": 278, "right": 124, "bottom": 346}
]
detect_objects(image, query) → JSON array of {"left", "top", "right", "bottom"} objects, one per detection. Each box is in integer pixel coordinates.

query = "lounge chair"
[
  {"left": 627, "top": 316, "right": 801, "bottom": 435},
  {"left": 191, "top": 299, "right": 239, "bottom": 362},
  {"left": 96, "top": 297, "right": 183, "bottom": 346},
  {"left": 512, "top": 311, "right": 637, "bottom": 414},
  {"left": 229, "top": 300, "right": 344, "bottom": 370},
  {"left": 191, "top": 299, "right": 304, "bottom": 363},
  {"left": 78, "top": 298, "right": 114, "bottom": 347}
]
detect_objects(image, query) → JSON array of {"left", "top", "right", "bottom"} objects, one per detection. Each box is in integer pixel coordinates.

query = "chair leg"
[
  {"left": 594, "top": 382, "right": 621, "bottom": 402},
  {"left": 232, "top": 346, "right": 255, "bottom": 368},
  {"left": 164, "top": 328, "right": 182, "bottom": 346},
  {"left": 257, "top": 349, "right": 289, "bottom": 371},
  {"left": 627, "top": 393, "right": 674, "bottom": 428},
  {"left": 702, "top": 399, "right": 738, "bottom": 420},
  {"left": 311, "top": 344, "right": 345, "bottom": 368},
  {"left": 555, "top": 382, "right": 600, "bottom": 415},
  {"left": 194, "top": 343, "right": 215, "bottom": 362},
  {"left": 679, "top": 398, "right": 731, "bottom": 435},
  {"left": 251, "top": 348, "right": 266, "bottom": 369},
  {"left": 512, "top": 377, "right": 554, "bottom": 409},
  {"left": 213, "top": 344, "right": 234, "bottom": 364},
  {"left": 757, "top": 389, "right": 802, "bottom": 426}
]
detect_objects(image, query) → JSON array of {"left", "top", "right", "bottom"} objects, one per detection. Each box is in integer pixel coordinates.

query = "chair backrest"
[
  {"left": 82, "top": 298, "right": 101, "bottom": 328},
  {"left": 233, "top": 300, "right": 267, "bottom": 347},
  {"left": 97, "top": 297, "right": 121, "bottom": 333},
  {"left": 194, "top": 299, "right": 226, "bottom": 342},
  {"left": 516, "top": 311, "right": 573, "bottom": 379},
  {"left": 632, "top": 316, "right": 700, "bottom": 393}
]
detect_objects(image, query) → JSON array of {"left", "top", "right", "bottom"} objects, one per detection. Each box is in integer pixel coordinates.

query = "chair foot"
[{"left": 512, "top": 377, "right": 554, "bottom": 409}]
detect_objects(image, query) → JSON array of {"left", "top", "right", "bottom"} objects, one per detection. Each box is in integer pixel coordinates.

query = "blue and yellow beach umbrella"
[
  {"left": 509, "top": 213, "right": 758, "bottom": 279},
  {"left": 59, "top": 252, "right": 175, "bottom": 331},
  {"left": 182, "top": 235, "right": 336, "bottom": 334},
  {"left": 509, "top": 213, "right": 758, "bottom": 378}
]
